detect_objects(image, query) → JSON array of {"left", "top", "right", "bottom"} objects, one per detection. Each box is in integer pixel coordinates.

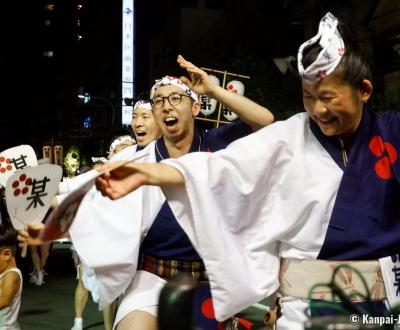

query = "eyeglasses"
[{"left": 150, "top": 93, "right": 191, "bottom": 109}]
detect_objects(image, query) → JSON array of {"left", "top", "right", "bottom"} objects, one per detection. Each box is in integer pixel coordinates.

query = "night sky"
[
  {"left": 0, "top": 0, "right": 397, "bottom": 156},
  {"left": 0, "top": 1, "right": 168, "bottom": 153},
  {"left": 0, "top": 1, "right": 292, "bottom": 152},
  {"left": 1, "top": 2, "right": 125, "bottom": 152}
]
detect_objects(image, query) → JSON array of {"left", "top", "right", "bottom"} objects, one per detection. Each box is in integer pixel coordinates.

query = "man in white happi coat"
[{"left": 60, "top": 100, "right": 162, "bottom": 330}]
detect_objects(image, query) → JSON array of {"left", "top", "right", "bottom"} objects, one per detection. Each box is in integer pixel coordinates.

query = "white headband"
[
  {"left": 297, "top": 12, "right": 345, "bottom": 84},
  {"left": 133, "top": 100, "right": 152, "bottom": 110},
  {"left": 109, "top": 135, "right": 135, "bottom": 155},
  {"left": 150, "top": 76, "right": 199, "bottom": 103}
]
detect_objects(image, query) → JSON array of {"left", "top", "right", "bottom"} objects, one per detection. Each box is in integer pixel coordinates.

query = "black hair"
[
  {"left": 0, "top": 225, "right": 18, "bottom": 255},
  {"left": 135, "top": 90, "right": 150, "bottom": 103},
  {"left": 301, "top": 22, "right": 372, "bottom": 89}
]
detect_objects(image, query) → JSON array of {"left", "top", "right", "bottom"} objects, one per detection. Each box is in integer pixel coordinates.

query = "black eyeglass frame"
[{"left": 150, "top": 93, "right": 192, "bottom": 109}]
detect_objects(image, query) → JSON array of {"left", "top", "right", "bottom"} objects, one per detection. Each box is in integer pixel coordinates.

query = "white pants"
[{"left": 113, "top": 271, "right": 166, "bottom": 329}]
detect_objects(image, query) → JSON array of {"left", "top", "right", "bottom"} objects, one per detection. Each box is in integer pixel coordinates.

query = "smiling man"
[{"left": 131, "top": 100, "right": 161, "bottom": 149}]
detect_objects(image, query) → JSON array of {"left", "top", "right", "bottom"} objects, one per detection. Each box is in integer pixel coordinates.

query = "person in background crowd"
[{"left": 70, "top": 102, "right": 161, "bottom": 330}]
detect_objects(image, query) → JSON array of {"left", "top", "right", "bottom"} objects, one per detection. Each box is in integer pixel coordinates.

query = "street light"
[{"left": 78, "top": 92, "right": 116, "bottom": 127}]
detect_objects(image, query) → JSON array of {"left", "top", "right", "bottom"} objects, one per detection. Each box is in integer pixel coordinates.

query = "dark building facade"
[{"left": 0, "top": 0, "right": 399, "bottom": 158}]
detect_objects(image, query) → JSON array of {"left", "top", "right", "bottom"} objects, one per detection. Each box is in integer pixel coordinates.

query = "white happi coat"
[
  {"left": 161, "top": 112, "right": 344, "bottom": 328},
  {"left": 67, "top": 143, "right": 166, "bottom": 311}
]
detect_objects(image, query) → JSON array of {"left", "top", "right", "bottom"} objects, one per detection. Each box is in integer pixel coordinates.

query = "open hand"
[{"left": 177, "top": 55, "right": 217, "bottom": 96}]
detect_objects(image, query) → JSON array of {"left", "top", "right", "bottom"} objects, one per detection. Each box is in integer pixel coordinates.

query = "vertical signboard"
[{"left": 121, "top": 0, "right": 135, "bottom": 126}]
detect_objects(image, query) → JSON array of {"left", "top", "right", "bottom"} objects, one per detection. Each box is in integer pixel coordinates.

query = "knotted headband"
[
  {"left": 133, "top": 100, "right": 152, "bottom": 110},
  {"left": 150, "top": 76, "right": 199, "bottom": 103},
  {"left": 297, "top": 12, "right": 345, "bottom": 84}
]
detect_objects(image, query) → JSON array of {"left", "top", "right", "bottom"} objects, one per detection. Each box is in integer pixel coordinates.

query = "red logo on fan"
[
  {"left": 368, "top": 136, "right": 398, "bottom": 180},
  {"left": 12, "top": 174, "right": 33, "bottom": 196},
  {"left": 0, "top": 156, "right": 13, "bottom": 174}
]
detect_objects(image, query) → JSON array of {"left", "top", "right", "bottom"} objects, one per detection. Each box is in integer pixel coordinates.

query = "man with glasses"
[
  {"left": 20, "top": 55, "right": 274, "bottom": 330},
  {"left": 100, "top": 55, "right": 273, "bottom": 330}
]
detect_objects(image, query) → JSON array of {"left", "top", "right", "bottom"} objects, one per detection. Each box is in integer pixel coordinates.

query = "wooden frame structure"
[{"left": 197, "top": 67, "right": 250, "bottom": 127}]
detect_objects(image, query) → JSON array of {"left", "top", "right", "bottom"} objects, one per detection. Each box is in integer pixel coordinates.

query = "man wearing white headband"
[
  {"left": 102, "top": 58, "right": 273, "bottom": 330},
  {"left": 42, "top": 97, "right": 160, "bottom": 330},
  {"left": 96, "top": 12, "right": 400, "bottom": 329},
  {"left": 131, "top": 100, "right": 161, "bottom": 148}
]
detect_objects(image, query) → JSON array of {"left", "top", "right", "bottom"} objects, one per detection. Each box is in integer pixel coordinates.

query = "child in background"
[{"left": 0, "top": 225, "right": 22, "bottom": 330}]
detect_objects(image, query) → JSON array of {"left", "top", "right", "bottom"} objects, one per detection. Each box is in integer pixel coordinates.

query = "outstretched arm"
[
  {"left": 95, "top": 161, "right": 184, "bottom": 200},
  {"left": 18, "top": 220, "right": 70, "bottom": 247},
  {"left": 177, "top": 55, "right": 274, "bottom": 131}
]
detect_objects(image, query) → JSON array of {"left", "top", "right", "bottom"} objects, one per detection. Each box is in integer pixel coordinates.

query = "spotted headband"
[
  {"left": 150, "top": 76, "right": 199, "bottom": 103},
  {"left": 133, "top": 100, "right": 152, "bottom": 110},
  {"left": 297, "top": 12, "right": 345, "bottom": 84}
]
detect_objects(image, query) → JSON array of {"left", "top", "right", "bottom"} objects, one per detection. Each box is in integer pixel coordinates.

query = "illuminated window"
[{"left": 45, "top": 4, "right": 54, "bottom": 11}]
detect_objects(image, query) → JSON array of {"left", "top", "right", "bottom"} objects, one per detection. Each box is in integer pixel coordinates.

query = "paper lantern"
[
  {"left": 199, "top": 75, "right": 220, "bottom": 116},
  {"left": 223, "top": 80, "right": 244, "bottom": 121}
]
